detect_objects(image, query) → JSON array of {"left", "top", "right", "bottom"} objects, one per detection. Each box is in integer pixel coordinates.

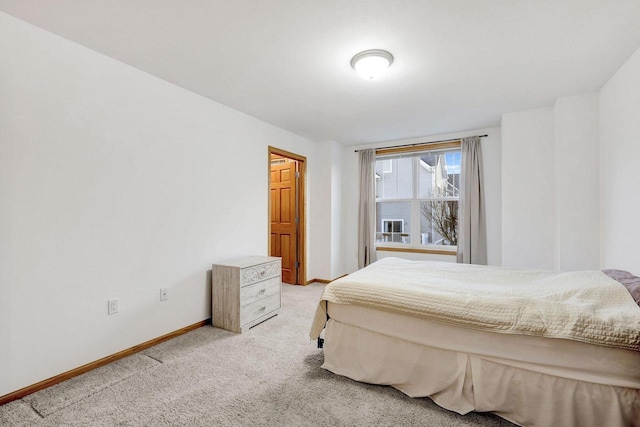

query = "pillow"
[{"left": 603, "top": 269, "right": 640, "bottom": 307}]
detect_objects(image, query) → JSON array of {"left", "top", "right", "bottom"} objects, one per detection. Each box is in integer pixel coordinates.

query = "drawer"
[
  {"left": 240, "top": 276, "right": 280, "bottom": 306},
  {"left": 240, "top": 293, "right": 280, "bottom": 326},
  {"left": 240, "top": 261, "right": 280, "bottom": 286}
]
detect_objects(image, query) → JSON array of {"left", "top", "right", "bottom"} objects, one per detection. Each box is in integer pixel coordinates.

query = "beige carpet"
[{"left": 0, "top": 283, "right": 513, "bottom": 426}]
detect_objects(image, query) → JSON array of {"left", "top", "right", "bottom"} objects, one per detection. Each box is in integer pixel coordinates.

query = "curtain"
[
  {"left": 358, "top": 149, "right": 377, "bottom": 268},
  {"left": 457, "top": 136, "right": 487, "bottom": 264}
]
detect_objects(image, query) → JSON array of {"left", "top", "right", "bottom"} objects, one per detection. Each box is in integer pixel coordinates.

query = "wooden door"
[{"left": 270, "top": 159, "right": 298, "bottom": 284}]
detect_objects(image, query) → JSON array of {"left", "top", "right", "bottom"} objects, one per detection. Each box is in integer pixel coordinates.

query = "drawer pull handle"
[
  {"left": 260, "top": 270, "right": 266, "bottom": 277},
  {"left": 259, "top": 306, "right": 266, "bottom": 311},
  {"left": 259, "top": 288, "right": 266, "bottom": 294}
]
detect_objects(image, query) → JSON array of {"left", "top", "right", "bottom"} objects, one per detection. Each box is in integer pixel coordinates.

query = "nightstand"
[{"left": 212, "top": 256, "right": 281, "bottom": 333}]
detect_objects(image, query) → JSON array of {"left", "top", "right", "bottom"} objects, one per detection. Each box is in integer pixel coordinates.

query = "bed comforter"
[{"left": 310, "top": 257, "right": 640, "bottom": 351}]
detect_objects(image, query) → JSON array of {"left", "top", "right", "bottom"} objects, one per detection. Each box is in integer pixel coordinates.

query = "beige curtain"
[
  {"left": 358, "top": 149, "right": 377, "bottom": 268},
  {"left": 457, "top": 136, "right": 487, "bottom": 264}
]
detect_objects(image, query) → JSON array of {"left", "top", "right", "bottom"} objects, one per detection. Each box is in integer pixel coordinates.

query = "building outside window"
[{"left": 375, "top": 147, "right": 461, "bottom": 249}]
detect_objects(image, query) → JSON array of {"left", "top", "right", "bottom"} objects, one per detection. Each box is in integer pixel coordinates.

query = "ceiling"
[{"left": 2, "top": 1, "right": 640, "bottom": 146}]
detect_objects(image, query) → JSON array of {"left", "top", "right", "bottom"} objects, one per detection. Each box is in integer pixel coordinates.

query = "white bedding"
[
  {"left": 310, "top": 257, "right": 640, "bottom": 351},
  {"left": 322, "top": 315, "right": 640, "bottom": 426},
  {"left": 328, "top": 302, "right": 640, "bottom": 389}
]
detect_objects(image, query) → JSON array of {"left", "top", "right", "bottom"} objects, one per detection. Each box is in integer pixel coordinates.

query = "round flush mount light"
[{"left": 350, "top": 49, "right": 394, "bottom": 80}]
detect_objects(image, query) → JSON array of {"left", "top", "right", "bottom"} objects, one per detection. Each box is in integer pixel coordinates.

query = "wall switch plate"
[
  {"left": 160, "top": 288, "right": 168, "bottom": 301},
  {"left": 108, "top": 298, "right": 119, "bottom": 315}
]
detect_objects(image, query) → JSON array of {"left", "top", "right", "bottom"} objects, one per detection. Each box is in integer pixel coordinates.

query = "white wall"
[
  {"left": 501, "top": 108, "right": 556, "bottom": 269},
  {"left": 342, "top": 146, "right": 360, "bottom": 273},
  {"left": 308, "top": 140, "right": 346, "bottom": 281},
  {"left": 0, "top": 12, "right": 321, "bottom": 397},
  {"left": 307, "top": 141, "right": 344, "bottom": 281},
  {"left": 599, "top": 46, "right": 640, "bottom": 275},
  {"left": 308, "top": 144, "right": 332, "bottom": 280},
  {"left": 554, "top": 94, "right": 600, "bottom": 271},
  {"left": 343, "top": 127, "right": 502, "bottom": 273},
  {"left": 501, "top": 94, "right": 601, "bottom": 271},
  {"left": 501, "top": 48, "right": 640, "bottom": 275},
  {"left": 330, "top": 141, "right": 345, "bottom": 279}
]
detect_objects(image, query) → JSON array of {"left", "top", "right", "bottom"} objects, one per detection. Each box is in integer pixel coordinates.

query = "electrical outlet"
[
  {"left": 108, "top": 298, "right": 119, "bottom": 315},
  {"left": 160, "top": 288, "right": 168, "bottom": 301}
]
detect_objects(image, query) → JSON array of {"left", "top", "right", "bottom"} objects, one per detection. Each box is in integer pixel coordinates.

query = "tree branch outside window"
[{"left": 420, "top": 198, "right": 458, "bottom": 245}]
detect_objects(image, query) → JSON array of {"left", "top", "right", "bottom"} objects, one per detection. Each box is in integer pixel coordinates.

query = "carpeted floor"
[{"left": 0, "top": 283, "right": 513, "bottom": 426}]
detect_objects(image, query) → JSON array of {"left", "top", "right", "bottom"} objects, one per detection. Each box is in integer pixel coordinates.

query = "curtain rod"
[{"left": 354, "top": 134, "right": 488, "bottom": 152}]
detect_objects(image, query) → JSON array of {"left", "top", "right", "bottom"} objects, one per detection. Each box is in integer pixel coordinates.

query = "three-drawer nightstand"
[{"left": 212, "top": 256, "right": 282, "bottom": 333}]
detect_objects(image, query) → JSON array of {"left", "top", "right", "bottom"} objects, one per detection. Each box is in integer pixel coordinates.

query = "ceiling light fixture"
[{"left": 350, "top": 49, "right": 394, "bottom": 80}]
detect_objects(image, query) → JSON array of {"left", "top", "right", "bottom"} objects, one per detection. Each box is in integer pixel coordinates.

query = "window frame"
[{"left": 374, "top": 141, "right": 461, "bottom": 254}]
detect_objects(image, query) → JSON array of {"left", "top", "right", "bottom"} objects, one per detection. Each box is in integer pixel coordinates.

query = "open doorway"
[{"left": 268, "top": 146, "right": 306, "bottom": 285}]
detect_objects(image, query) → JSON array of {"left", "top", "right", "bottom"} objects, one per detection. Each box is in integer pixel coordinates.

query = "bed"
[{"left": 309, "top": 257, "right": 640, "bottom": 427}]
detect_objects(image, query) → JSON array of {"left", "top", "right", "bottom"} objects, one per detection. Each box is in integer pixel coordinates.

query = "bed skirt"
[{"left": 322, "top": 319, "right": 640, "bottom": 427}]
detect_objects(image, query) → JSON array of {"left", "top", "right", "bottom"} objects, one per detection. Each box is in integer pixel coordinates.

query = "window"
[
  {"left": 374, "top": 146, "right": 461, "bottom": 250},
  {"left": 380, "top": 219, "right": 406, "bottom": 243},
  {"left": 381, "top": 159, "right": 393, "bottom": 173}
]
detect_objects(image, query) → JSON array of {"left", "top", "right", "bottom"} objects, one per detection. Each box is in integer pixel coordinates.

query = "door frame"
[{"left": 268, "top": 146, "right": 306, "bottom": 285}]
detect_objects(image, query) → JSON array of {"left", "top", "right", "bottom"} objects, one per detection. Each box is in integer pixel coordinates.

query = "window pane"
[
  {"left": 375, "top": 156, "right": 412, "bottom": 199},
  {"left": 419, "top": 200, "right": 458, "bottom": 246},
  {"left": 376, "top": 201, "right": 411, "bottom": 244},
  {"left": 418, "top": 150, "right": 460, "bottom": 198}
]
